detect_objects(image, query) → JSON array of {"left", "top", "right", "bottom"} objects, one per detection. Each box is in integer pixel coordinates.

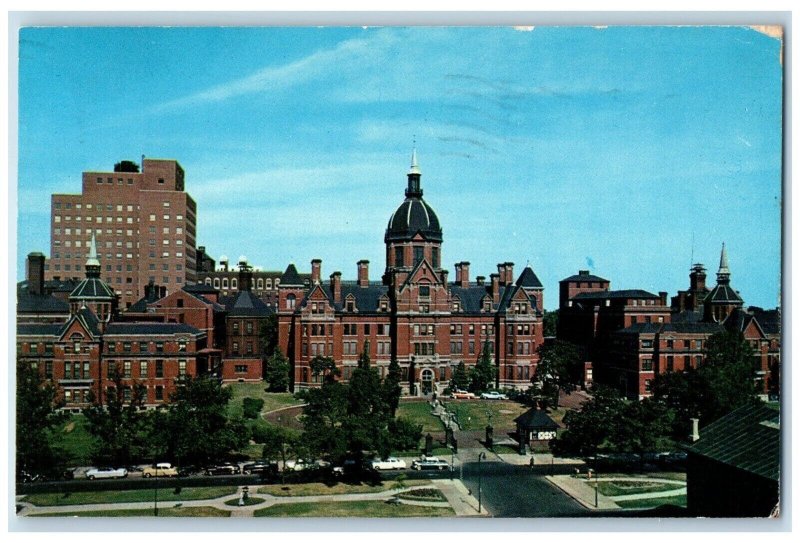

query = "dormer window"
[
  {"left": 346, "top": 300, "right": 355, "bottom": 312},
  {"left": 452, "top": 301, "right": 461, "bottom": 312}
]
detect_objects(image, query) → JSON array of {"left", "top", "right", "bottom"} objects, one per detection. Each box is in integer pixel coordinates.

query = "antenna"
[{"left": 690, "top": 231, "right": 695, "bottom": 268}]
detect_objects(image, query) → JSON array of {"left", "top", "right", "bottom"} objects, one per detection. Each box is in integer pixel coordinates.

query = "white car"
[
  {"left": 371, "top": 457, "right": 408, "bottom": 471},
  {"left": 85, "top": 467, "right": 128, "bottom": 480},
  {"left": 285, "top": 459, "right": 329, "bottom": 472},
  {"left": 480, "top": 391, "right": 508, "bottom": 400}
]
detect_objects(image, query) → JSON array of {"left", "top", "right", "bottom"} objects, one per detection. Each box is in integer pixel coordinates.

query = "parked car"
[
  {"left": 142, "top": 463, "right": 179, "bottom": 478},
  {"left": 285, "top": 459, "right": 329, "bottom": 471},
  {"left": 657, "top": 451, "right": 688, "bottom": 467},
  {"left": 451, "top": 390, "right": 476, "bottom": 399},
  {"left": 411, "top": 457, "right": 450, "bottom": 471},
  {"left": 480, "top": 391, "right": 508, "bottom": 400},
  {"left": 205, "top": 463, "right": 241, "bottom": 476},
  {"left": 86, "top": 467, "right": 128, "bottom": 480},
  {"left": 241, "top": 461, "right": 278, "bottom": 475},
  {"left": 371, "top": 457, "right": 408, "bottom": 471}
]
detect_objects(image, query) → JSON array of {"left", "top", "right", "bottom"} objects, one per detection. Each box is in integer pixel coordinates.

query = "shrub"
[{"left": 242, "top": 398, "right": 265, "bottom": 420}]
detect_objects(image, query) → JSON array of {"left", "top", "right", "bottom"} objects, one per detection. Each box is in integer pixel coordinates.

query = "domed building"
[{"left": 277, "top": 151, "right": 546, "bottom": 395}]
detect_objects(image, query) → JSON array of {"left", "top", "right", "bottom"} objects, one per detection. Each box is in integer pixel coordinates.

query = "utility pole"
[{"left": 478, "top": 452, "right": 486, "bottom": 513}]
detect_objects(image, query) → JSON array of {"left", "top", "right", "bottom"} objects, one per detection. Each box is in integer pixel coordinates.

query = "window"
[
  {"left": 666, "top": 356, "right": 674, "bottom": 372},
  {"left": 140, "top": 360, "right": 149, "bottom": 377},
  {"left": 179, "top": 360, "right": 186, "bottom": 376},
  {"left": 395, "top": 246, "right": 404, "bottom": 267},
  {"left": 124, "top": 361, "right": 132, "bottom": 378},
  {"left": 155, "top": 360, "right": 164, "bottom": 378},
  {"left": 156, "top": 386, "right": 164, "bottom": 400},
  {"left": 235, "top": 365, "right": 247, "bottom": 373},
  {"left": 641, "top": 359, "right": 653, "bottom": 371},
  {"left": 246, "top": 322, "right": 253, "bottom": 334},
  {"left": 346, "top": 300, "right": 355, "bottom": 312},
  {"left": 419, "top": 285, "right": 430, "bottom": 298},
  {"left": 413, "top": 246, "right": 424, "bottom": 265},
  {"left": 232, "top": 342, "right": 239, "bottom": 354}
]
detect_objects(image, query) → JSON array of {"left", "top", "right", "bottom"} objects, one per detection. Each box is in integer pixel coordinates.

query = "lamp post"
[
  {"left": 450, "top": 448, "right": 455, "bottom": 480},
  {"left": 153, "top": 464, "right": 159, "bottom": 516},
  {"left": 478, "top": 452, "right": 486, "bottom": 513}
]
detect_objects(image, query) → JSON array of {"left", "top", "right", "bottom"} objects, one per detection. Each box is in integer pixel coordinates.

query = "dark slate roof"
[
  {"left": 749, "top": 307, "right": 781, "bottom": 335},
  {"left": 685, "top": 402, "right": 780, "bottom": 482},
  {"left": 560, "top": 273, "right": 609, "bottom": 283},
  {"left": 672, "top": 310, "right": 705, "bottom": 324},
  {"left": 127, "top": 288, "right": 164, "bottom": 313},
  {"left": 385, "top": 197, "right": 443, "bottom": 243},
  {"left": 70, "top": 277, "right": 116, "bottom": 300},
  {"left": 191, "top": 294, "right": 227, "bottom": 312},
  {"left": 449, "top": 285, "right": 493, "bottom": 313},
  {"left": 706, "top": 284, "right": 744, "bottom": 304},
  {"left": 280, "top": 264, "right": 304, "bottom": 286},
  {"left": 105, "top": 322, "right": 202, "bottom": 336},
  {"left": 516, "top": 266, "right": 544, "bottom": 289},
  {"left": 223, "top": 290, "right": 272, "bottom": 317},
  {"left": 316, "top": 281, "right": 389, "bottom": 313},
  {"left": 662, "top": 322, "right": 724, "bottom": 335},
  {"left": 497, "top": 284, "right": 540, "bottom": 313},
  {"left": 514, "top": 408, "right": 560, "bottom": 430},
  {"left": 615, "top": 323, "right": 664, "bottom": 335},
  {"left": 573, "top": 289, "right": 659, "bottom": 300},
  {"left": 183, "top": 284, "right": 219, "bottom": 294},
  {"left": 17, "top": 323, "right": 65, "bottom": 337},
  {"left": 17, "top": 291, "right": 70, "bottom": 314},
  {"left": 46, "top": 278, "right": 81, "bottom": 292}
]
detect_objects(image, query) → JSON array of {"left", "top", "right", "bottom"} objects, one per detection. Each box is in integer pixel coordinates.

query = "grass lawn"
[
  {"left": 617, "top": 494, "right": 688, "bottom": 510},
  {"left": 439, "top": 399, "right": 528, "bottom": 431},
  {"left": 594, "top": 472, "right": 687, "bottom": 482},
  {"left": 30, "top": 506, "right": 230, "bottom": 517},
  {"left": 257, "top": 480, "right": 430, "bottom": 497},
  {"left": 594, "top": 480, "right": 686, "bottom": 497},
  {"left": 254, "top": 500, "right": 454, "bottom": 517},
  {"left": 396, "top": 400, "right": 444, "bottom": 434},
  {"left": 396, "top": 488, "right": 447, "bottom": 502},
  {"left": 24, "top": 486, "right": 238, "bottom": 507},
  {"left": 57, "top": 415, "right": 94, "bottom": 466},
  {"left": 224, "top": 496, "right": 266, "bottom": 506},
  {"left": 224, "top": 383, "right": 303, "bottom": 419}
]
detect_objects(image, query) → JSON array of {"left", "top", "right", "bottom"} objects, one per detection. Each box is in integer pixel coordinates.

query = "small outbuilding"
[{"left": 514, "top": 408, "right": 559, "bottom": 449}]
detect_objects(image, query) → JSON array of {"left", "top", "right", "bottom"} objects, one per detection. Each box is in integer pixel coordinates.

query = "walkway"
[
  {"left": 546, "top": 475, "right": 686, "bottom": 510},
  {"left": 16, "top": 482, "right": 480, "bottom": 518}
]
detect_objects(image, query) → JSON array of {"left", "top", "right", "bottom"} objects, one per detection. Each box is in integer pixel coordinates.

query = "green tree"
[
  {"left": 389, "top": 417, "right": 423, "bottom": 452},
  {"left": 449, "top": 361, "right": 470, "bottom": 392},
  {"left": 297, "top": 381, "right": 349, "bottom": 463},
  {"left": 16, "top": 361, "right": 68, "bottom": 479},
  {"left": 469, "top": 341, "right": 496, "bottom": 393},
  {"left": 609, "top": 397, "right": 674, "bottom": 464},
  {"left": 154, "top": 376, "right": 248, "bottom": 467},
  {"left": 259, "top": 314, "right": 279, "bottom": 358},
  {"left": 252, "top": 423, "right": 299, "bottom": 482},
  {"left": 310, "top": 355, "right": 340, "bottom": 384},
  {"left": 533, "top": 340, "right": 582, "bottom": 408},
  {"left": 550, "top": 386, "right": 625, "bottom": 458},
  {"left": 264, "top": 348, "right": 291, "bottom": 392},
  {"left": 83, "top": 368, "right": 149, "bottom": 466},
  {"left": 382, "top": 358, "right": 403, "bottom": 417},
  {"left": 543, "top": 309, "right": 559, "bottom": 337}
]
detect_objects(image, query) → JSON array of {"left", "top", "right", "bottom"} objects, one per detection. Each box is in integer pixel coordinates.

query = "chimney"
[
  {"left": 238, "top": 263, "right": 253, "bottom": 292},
  {"left": 357, "top": 260, "right": 369, "bottom": 287},
  {"left": 220, "top": 256, "right": 229, "bottom": 272},
  {"left": 497, "top": 263, "right": 507, "bottom": 286},
  {"left": 504, "top": 262, "right": 514, "bottom": 285},
  {"left": 476, "top": 275, "right": 486, "bottom": 287},
  {"left": 311, "top": 259, "right": 322, "bottom": 284},
  {"left": 658, "top": 291, "right": 668, "bottom": 306},
  {"left": 330, "top": 272, "right": 342, "bottom": 304},
  {"left": 455, "top": 261, "right": 470, "bottom": 288},
  {"left": 690, "top": 263, "right": 707, "bottom": 292},
  {"left": 440, "top": 269, "right": 449, "bottom": 286},
  {"left": 689, "top": 418, "right": 700, "bottom": 442},
  {"left": 144, "top": 280, "right": 155, "bottom": 300},
  {"left": 27, "top": 252, "right": 46, "bottom": 295},
  {"left": 491, "top": 273, "right": 500, "bottom": 303}
]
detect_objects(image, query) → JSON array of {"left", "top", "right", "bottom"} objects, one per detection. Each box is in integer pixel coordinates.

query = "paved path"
[
  {"left": 16, "top": 483, "right": 473, "bottom": 517},
  {"left": 546, "top": 475, "right": 686, "bottom": 510}
]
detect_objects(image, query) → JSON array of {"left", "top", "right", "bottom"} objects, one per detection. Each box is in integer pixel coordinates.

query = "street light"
[{"left": 477, "top": 452, "right": 486, "bottom": 513}]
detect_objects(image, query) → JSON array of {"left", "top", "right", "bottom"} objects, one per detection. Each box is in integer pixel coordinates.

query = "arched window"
[
  {"left": 257, "top": 278, "right": 264, "bottom": 289},
  {"left": 222, "top": 278, "right": 228, "bottom": 289},
  {"left": 205, "top": 277, "right": 212, "bottom": 285},
  {"left": 231, "top": 278, "right": 238, "bottom": 289},
  {"left": 213, "top": 278, "right": 220, "bottom": 288}
]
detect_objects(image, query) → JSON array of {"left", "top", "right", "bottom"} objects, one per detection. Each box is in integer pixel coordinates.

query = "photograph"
[{"left": 13, "top": 22, "right": 783, "bottom": 521}]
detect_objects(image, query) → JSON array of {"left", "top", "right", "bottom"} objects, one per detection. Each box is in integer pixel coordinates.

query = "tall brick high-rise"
[{"left": 46, "top": 158, "right": 198, "bottom": 309}]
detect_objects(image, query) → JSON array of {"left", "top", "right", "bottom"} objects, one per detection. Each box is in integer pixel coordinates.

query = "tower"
[
  {"left": 69, "top": 232, "right": 118, "bottom": 322},
  {"left": 704, "top": 243, "right": 744, "bottom": 322}
]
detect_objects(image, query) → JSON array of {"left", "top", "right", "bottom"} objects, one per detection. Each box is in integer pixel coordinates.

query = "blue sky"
[{"left": 16, "top": 26, "right": 783, "bottom": 310}]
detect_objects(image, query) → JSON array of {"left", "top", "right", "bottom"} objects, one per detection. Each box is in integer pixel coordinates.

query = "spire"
[
  {"left": 716, "top": 242, "right": 730, "bottom": 284},
  {"left": 405, "top": 147, "right": 423, "bottom": 198},
  {"left": 409, "top": 147, "right": 421, "bottom": 175},
  {"left": 85, "top": 232, "right": 101, "bottom": 277}
]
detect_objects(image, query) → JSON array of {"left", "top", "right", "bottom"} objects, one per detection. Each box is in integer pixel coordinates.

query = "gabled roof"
[
  {"left": 127, "top": 288, "right": 164, "bottom": 313},
  {"left": 448, "top": 284, "right": 493, "bottom": 313},
  {"left": 685, "top": 402, "right": 780, "bottom": 482},
  {"left": 749, "top": 307, "right": 781, "bottom": 335},
  {"left": 497, "top": 284, "right": 539, "bottom": 313},
  {"left": 572, "top": 289, "right": 659, "bottom": 300},
  {"left": 57, "top": 307, "right": 101, "bottom": 339},
  {"left": 222, "top": 290, "right": 272, "bottom": 317},
  {"left": 514, "top": 408, "right": 559, "bottom": 430},
  {"left": 560, "top": 273, "right": 609, "bottom": 283},
  {"left": 319, "top": 281, "right": 389, "bottom": 313},
  {"left": 516, "top": 266, "right": 544, "bottom": 288},
  {"left": 280, "top": 264, "right": 304, "bottom": 286}
]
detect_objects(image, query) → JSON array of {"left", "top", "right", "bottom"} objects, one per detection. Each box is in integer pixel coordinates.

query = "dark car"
[
  {"left": 204, "top": 463, "right": 240, "bottom": 476},
  {"left": 241, "top": 461, "right": 278, "bottom": 476}
]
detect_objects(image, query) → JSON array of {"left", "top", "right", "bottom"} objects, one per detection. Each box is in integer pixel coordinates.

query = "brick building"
[
  {"left": 17, "top": 237, "right": 211, "bottom": 410},
  {"left": 278, "top": 151, "right": 546, "bottom": 394},
  {"left": 46, "top": 158, "right": 198, "bottom": 309}
]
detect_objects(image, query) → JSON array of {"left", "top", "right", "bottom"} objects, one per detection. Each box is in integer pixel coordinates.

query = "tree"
[
  {"left": 252, "top": 423, "right": 299, "bottom": 482},
  {"left": 113, "top": 160, "right": 140, "bottom": 173},
  {"left": 154, "top": 375, "right": 248, "bottom": 467},
  {"left": 264, "top": 349, "right": 291, "bottom": 392},
  {"left": 469, "top": 341, "right": 496, "bottom": 393},
  {"left": 310, "top": 355, "right": 340, "bottom": 384},
  {"left": 533, "top": 340, "right": 582, "bottom": 408},
  {"left": 550, "top": 386, "right": 624, "bottom": 458},
  {"left": 16, "top": 361, "right": 68, "bottom": 479},
  {"left": 449, "top": 361, "right": 470, "bottom": 392},
  {"left": 382, "top": 358, "right": 402, "bottom": 417},
  {"left": 259, "top": 314, "right": 279, "bottom": 358},
  {"left": 543, "top": 309, "right": 559, "bottom": 337},
  {"left": 82, "top": 368, "right": 149, "bottom": 467},
  {"left": 609, "top": 397, "right": 674, "bottom": 464},
  {"left": 389, "top": 417, "right": 423, "bottom": 452}
]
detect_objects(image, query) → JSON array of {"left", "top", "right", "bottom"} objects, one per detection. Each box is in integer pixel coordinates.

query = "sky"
[{"left": 16, "top": 25, "right": 783, "bottom": 310}]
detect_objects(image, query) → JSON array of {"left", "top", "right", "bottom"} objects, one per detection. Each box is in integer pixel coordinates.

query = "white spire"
[
  {"left": 408, "top": 147, "right": 421, "bottom": 175},
  {"left": 718, "top": 242, "right": 730, "bottom": 275},
  {"left": 86, "top": 232, "right": 100, "bottom": 268}
]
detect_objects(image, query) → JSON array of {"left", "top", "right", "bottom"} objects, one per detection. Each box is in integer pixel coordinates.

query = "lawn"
[
  {"left": 57, "top": 415, "right": 94, "bottom": 466},
  {"left": 616, "top": 494, "right": 688, "bottom": 510},
  {"left": 23, "top": 486, "right": 238, "bottom": 507},
  {"left": 224, "top": 496, "right": 266, "bottom": 506},
  {"left": 257, "top": 480, "right": 431, "bottom": 497},
  {"left": 594, "top": 480, "right": 686, "bottom": 497},
  {"left": 224, "top": 383, "right": 303, "bottom": 419},
  {"left": 395, "top": 488, "right": 447, "bottom": 502},
  {"left": 438, "top": 399, "right": 528, "bottom": 431},
  {"left": 253, "top": 500, "right": 454, "bottom": 517},
  {"left": 395, "top": 400, "right": 445, "bottom": 434},
  {"left": 30, "top": 506, "right": 230, "bottom": 517}
]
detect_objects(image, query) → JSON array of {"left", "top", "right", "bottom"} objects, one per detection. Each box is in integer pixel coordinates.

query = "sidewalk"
[
  {"left": 497, "top": 452, "right": 586, "bottom": 467},
  {"left": 546, "top": 475, "right": 619, "bottom": 510},
  {"left": 17, "top": 482, "right": 480, "bottom": 518}
]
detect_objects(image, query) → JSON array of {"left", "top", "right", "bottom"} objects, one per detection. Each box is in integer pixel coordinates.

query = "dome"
[{"left": 385, "top": 197, "right": 442, "bottom": 243}]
